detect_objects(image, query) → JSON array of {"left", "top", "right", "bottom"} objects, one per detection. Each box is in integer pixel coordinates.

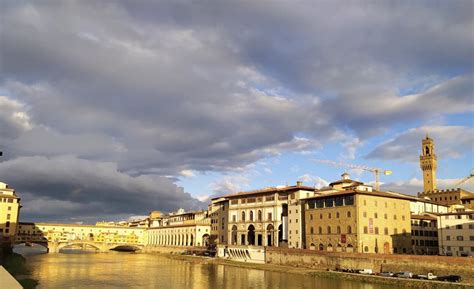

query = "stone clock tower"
[{"left": 420, "top": 134, "right": 437, "bottom": 192}]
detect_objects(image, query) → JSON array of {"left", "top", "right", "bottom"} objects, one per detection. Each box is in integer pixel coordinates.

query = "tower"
[{"left": 420, "top": 134, "right": 437, "bottom": 192}]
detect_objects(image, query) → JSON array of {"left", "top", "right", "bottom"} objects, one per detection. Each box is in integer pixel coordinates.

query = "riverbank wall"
[{"left": 266, "top": 247, "right": 474, "bottom": 284}]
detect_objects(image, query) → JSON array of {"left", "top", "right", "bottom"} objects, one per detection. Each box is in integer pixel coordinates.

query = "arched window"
[
  {"left": 258, "top": 210, "right": 262, "bottom": 221},
  {"left": 337, "top": 226, "right": 341, "bottom": 234},
  {"left": 250, "top": 211, "right": 254, "bottom": 221},
  {"left": 242, "top": 211, "right": 246, "bottom": 222},
  {"left": 347, "top": 211, "right": 351, "bottom": 218},
  {"left": 347, "top": 226, "right": 352, "bottom": 234},
  {"left": 318, "top": 226, "right": 322, "bottom": 234},
  {"left": 310, "top": 227, "right": 314, "bottom": 234},
  {"left": 364, "top": 246, "right": 369, "bottom": 252},
  {"left": 327, "top": 226, "right": 331, "bottom": 234}
]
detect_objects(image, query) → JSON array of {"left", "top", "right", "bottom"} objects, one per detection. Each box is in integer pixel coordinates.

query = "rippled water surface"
[{"left": 21, "top": 250, "right": 400, "bottom": 289}]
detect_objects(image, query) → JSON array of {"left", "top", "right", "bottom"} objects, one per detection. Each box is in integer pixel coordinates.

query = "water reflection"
[{"left": 21, "top": 252, "right": 397, "bottom": 289}]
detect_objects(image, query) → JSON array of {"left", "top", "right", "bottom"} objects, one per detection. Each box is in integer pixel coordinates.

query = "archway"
[
  {"left": 266, "top": 224, "right": 274, "bottom": 246},
  {"left": 347, "top": 244, "right": 354, "bottom": 253},
  {"left": 383, "top": 242, "right": 390, "bottom": 254},
  {"left": 319, "top": 243, "right": 324, "bottom": 251},
  {"left": 202, "top": 234, "right": 210, "bottom": 247},
  {"left": 231, "top": 225, "right": 238, "bottom": 245},
  {"left": 327, "top": 243, "right": 333, "bottom": 252},
  {"left": 277, "top": 224, "right": 283, "bottom": 245},
  {"left": 309, "top": 243, "right": 316, "bottom": 250},
  {"left": 247, "top": 225, "right": 255, "bottom": 246}
]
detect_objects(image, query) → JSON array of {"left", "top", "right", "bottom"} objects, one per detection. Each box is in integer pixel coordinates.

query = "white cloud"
[
  {"left": 298, "top": 174, "right": 329, "bottom": 188},
  {"left": 367, "top": 125, "right": 474, "bottom": 161}
]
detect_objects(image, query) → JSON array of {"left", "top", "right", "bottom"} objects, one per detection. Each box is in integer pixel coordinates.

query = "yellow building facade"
[
  {"left": 304, "top": 190, "right": 412, "bottom": 254},
  {"left": 0, "top": 182, "right": 21, "bottom": 245}
]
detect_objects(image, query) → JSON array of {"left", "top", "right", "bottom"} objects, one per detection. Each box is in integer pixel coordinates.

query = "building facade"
[
  {"left": 209, "top": 197, "right": 229, "bottom": 245},
  {"left": 224, "top": 184, "right": 315, "bottom": 247},
  {"left": 145, "top": 209, "right": 211, "bottom": 248},
  {"left": 437, "top": 211, "right": 474, "bottom": 257},
  {"left": 0, "top": 182, "right": 21, "bottom": 246},
  {"left": 304, "top": 190, "right": 412, "bottom": 254},
  {"left": 410, "top": 214, "right": 439, "bottom": 255}
]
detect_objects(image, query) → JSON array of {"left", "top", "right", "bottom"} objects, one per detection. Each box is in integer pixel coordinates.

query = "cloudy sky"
[{"left": 0, "top": 1, "right": 472, "bottom": 223}]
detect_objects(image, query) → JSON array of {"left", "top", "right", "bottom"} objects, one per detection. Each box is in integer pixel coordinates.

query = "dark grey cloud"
[
  {"left": 0, "top": 1, "right": 472, "bottom": 220},
  {"left": 0, "top": 156, "right": 203, "bottom": 222}
]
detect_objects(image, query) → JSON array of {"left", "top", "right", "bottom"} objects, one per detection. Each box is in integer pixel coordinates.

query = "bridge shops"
[{"left": 16, "top": 222, "right": 145, "bottom": 253}]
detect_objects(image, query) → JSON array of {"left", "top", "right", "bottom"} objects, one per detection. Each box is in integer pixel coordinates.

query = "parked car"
[
  {"left": 358, "top": 269, "right": 373, "bottom": 275},
  {"left": 437, "top": 275, "right": 462, "bottom": 282},
  {"left": 394, "top": 272, "right": 413, "bottom": 278},
  {"left": 379, "top": 272, "right": 394, "bottom": 277},
  {"left": 417, "top": 273, "right": 437, "bottom": 280}
]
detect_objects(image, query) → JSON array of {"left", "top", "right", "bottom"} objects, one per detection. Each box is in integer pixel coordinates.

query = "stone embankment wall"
[
  {"left": 143, "top": 246, "right": 207, "bottom": 255},
  {"left": 266, "top": 248, "right": 474, "bottom": 284}
]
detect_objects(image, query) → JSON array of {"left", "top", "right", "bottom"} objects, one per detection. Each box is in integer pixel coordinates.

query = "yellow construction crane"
[
  {"left": 456, "top": 170, "right": 474, "bottom": 191},
  {"left": 313, "top": 159, "right": 392, "bottom": 191}
]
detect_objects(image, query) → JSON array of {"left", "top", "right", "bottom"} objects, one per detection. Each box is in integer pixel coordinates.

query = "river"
[{"left": 16, "top": 247, "right": 400, "bottom": 289}]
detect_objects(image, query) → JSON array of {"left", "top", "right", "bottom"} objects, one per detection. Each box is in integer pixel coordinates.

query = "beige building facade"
[
  {"left": 304, "top": 190, "right": 412, "bottom": 254},
  {"left": 145, "top": 209, "right": 211, "bottom": 248},
  {"left": 437, "top": 211, "right": 474, "bottom": 257},
  {"left": 0, "top": 182, "right": 21, "bottom": 246},
  {"left": 209, "top": 197, "right": 229, "bottom": 245},
  {"left": 225, "top": 184, "right": 314, "bottom": 247}
]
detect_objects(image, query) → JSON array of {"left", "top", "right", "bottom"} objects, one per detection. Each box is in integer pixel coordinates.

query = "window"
[
  {"left": 384, "top": 213, "right": 387, "bottom": 219},
  {"left": 336, "top": 212, "right": 340, "bottom": 218},
  {"left": 232, "top": 215, "right": 236, "bottom": 222},
  {"left": 268, "top": 213, "right": 272, "bottom": 221},
  {"left": 325, "top": 198, "right": 334, "bottom": 208},
  {"left": 364, "top": 246, "right": 369, "bottom": 252},
  {"left": 375, "top": 227, "right": 379, "bottom": 235},
  {"left": 318, "top": 227, "right": 322, "bottom": 234},
  {"left": 374, "top": 213, "right": 378, "bottom": 219},
  {"left": 316, "top": 199, "right": 324, "bottom": 208},
  {"left": 344, "top": 195, "right": 354, "bottom": 205},
  {"left": 347, "top": 226, "right": 352, "bottom": 234},
  {"left": 6, "top": 214, "right": 10, "bottom": 220},
  {"left": 328, "top": 213, "right": 332, "bottom": 219},
  {"left": 446, "top": 236, "right": 451, "bottom": 241},
  {"left": 337, "top": 226, "right": 341, "bottom": 234},
  {"left": 310, "top": 214, "right": 313, "bottom": 220},
  {"left": 393, "top": 215, "right": 397, "bottom": 220},
  {"left": 242, "top": 211, "right": 246, "bottom": 222},
  {"left": 363, "top": 226, "right": 368, "bottom": 234},
  {"left": 310, "top": 227, "right": 314, "bottom": 234},
  {"left": 335, "top": 196, "right": 344, "bottom": 206},
  {"left": 394, "top": 228, "right": 398, "bottom": 234},
  {"left": 320, "top": 213, "right": 323, "bottom": 219},
  {"left": 347, "top": 211, "right": 351, "bottom": 218},
  {"left": 258, "top": 210, "right": 262, "bottom": 221},
  {"left": 384, "top": 228, "right": 388, "bottom": 235},
  {"left": 327, "top": 226, "right": 332, "bottom": 234},
  {"left": 470, "top": 236, "right": 474, "bottom": 241},
  {"left": 250, "top": 211, "right": 254, "bottom": 221},
  {"left": 7, "top": 206, "right": 11, "bottom": 211},
  {"left": 402, "top": 215, "right": 405, "bottom": 221},
  {"left": 457, "top": 236, "right": 464, "bottom": 241},
  {"left": 456, "top": 224, "right": 463, "bottom": 229},
  {"left": 363, "top": 212, "right": 367, "bottom": 217}
]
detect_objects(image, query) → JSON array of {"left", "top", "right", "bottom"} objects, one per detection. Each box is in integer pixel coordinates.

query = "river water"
[{"left": 17, "top": 247, "right": 399, "bottom": 289}]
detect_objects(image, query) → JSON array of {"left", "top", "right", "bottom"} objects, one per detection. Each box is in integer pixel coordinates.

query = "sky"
[{"left": 0, "top": 1, "right": 473, "bottom": 223}]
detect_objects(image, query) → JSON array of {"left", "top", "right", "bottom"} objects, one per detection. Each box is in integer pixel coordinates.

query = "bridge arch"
[{"left": 57, "top": 242, "right": 101, "bottom": 252}]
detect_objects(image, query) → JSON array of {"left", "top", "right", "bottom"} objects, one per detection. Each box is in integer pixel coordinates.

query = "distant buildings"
[{"left": 0, "top": 182, "right": 21, "bottom": 246}]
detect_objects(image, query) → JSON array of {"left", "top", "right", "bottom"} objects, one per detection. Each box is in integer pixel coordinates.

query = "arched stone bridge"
[
  {"left": 16, "top": 222, "right": 146, "bottom": 253},
  {"left": 17, "top": 240, "right": 143, "bottom": 253}
]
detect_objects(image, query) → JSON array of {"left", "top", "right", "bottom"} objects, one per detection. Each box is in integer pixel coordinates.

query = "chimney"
[{"left": 296, "top": 181, "right": 303, "bottom": 186}]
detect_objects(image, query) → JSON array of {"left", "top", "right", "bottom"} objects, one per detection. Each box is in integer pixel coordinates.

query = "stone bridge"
[
  {"left": 16, "top": 239, "right": 144, "bottom": 253},
  {"left": 16, "top": 222, "right": 146, "bottom": 253}
]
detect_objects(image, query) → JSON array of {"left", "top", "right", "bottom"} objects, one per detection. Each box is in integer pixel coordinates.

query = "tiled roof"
[{"left": 217, "top": 185, "right": 315, "bottom": 199}]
